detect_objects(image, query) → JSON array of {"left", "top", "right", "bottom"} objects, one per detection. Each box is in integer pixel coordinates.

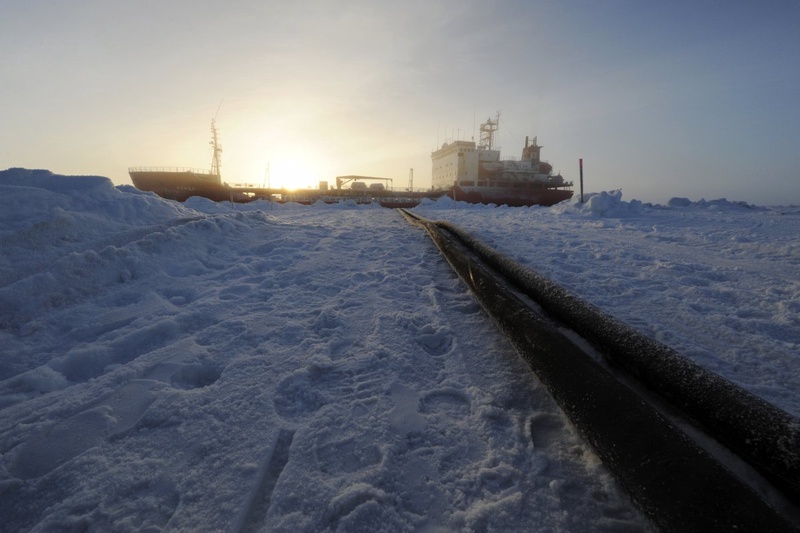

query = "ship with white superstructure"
[{"left": 431, "top": 114, "right": 573, "bottom": 206}]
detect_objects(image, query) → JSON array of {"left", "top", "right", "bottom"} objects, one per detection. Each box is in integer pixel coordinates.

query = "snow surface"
[
  {"left": 421, "top": 191, "right": 800, "bottom": 419},
  {"left": 1, "top": 169, "right": 797, "bottom": 531}
]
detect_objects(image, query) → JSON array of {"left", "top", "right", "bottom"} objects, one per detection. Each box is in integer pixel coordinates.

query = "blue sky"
[{"left": 2, "top": 0, "right": 799, "bottom": 204}]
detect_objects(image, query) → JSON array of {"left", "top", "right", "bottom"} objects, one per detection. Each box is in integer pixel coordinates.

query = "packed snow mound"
[
  {"left": 548, "top": 190, "right": 758, "bottom": 217},
  {"left": 668, "top": 197, "right": 693, "bottom": 208},
  {"left": 668, "top": 196, "right": 757, "bottom": 210},
  {"left": 0, "top": 168, "right": 197, "bottom": 293},
  {"left": 0, "top": 168, "right": 190, "bottom": 225},
  {"left": 419, "top": 195, "right": 498, "bottom": 209},
  {"left": 545, "top": 189, "right": 643, "bottom": 217},
  {"left": 1, "top": 168, "right": 111, "bottom": 193}
]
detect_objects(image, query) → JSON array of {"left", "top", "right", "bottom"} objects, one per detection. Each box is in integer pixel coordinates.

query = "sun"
[
  {"left": 266, "top": 155, "right": 327, "bottom": 191},
  {"left": 223, "top": 156, "right": 327, "bottom": 192},
  {"left": 226, "top": 122, "right": 334, "bottom": 191}
]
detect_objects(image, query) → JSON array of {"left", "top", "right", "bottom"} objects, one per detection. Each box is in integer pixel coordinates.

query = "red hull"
[
  {"left": 130, "top": 170, "right": 447, "bottom": 207},
  {"left": 448, "top": 186, "right": 573, "bottom": 207},
  {"left": 129, "top": 170, "right": 239, "bottom": 202},
  {"left": 130, "top": 171, "right": 571, "bottom": 208}
]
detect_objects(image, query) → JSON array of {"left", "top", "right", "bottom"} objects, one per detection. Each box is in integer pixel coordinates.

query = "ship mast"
[
  {"left": 210, "top": 119, "right": 222, "bottom": 177},
  {"left": 478, "top": 111, "right": 500, "bottom": 150}
]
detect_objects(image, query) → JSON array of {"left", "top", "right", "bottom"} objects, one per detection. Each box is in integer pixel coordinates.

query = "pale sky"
[{"left": 2, "top": 0, "right": 799, "bottom": 204}]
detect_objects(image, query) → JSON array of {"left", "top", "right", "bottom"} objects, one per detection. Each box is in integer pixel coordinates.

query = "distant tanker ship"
[
  {"left": 128, "top": 120, "right": 238, "bottom": 202},
  {"left": 128, "top": 120, "right": 442, "bottom": 206}
]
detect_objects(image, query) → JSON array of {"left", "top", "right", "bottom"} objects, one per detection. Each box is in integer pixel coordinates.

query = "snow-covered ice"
[
  {"left": 421, "top": 190, "right": 800, "bottom": 419},
  {"left": 1, "top": 169, "right": 798, "bottom": 531}
]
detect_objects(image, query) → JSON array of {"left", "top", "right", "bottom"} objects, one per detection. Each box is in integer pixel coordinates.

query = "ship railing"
[
  {"left": 128, "top": 166, "right": 216, "bottom": 175},
  {"left": 223, "top": 185, "right": 437, "bottom": 193},
  {"left": 386, "top": 186, "right": 437, "bottom": 193},
  {"left": 323, "top": 186, "right": 437, "bottom": 194},
  {"left": 498, "top": 156, "right": 554, "bottom": 164}
]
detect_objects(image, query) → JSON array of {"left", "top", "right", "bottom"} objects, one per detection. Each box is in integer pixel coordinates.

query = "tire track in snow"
[{"left": 234, "top": 428, "right": 295, "bottom": 533}]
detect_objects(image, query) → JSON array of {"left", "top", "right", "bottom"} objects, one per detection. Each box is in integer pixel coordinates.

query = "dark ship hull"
[
  {"left": 128, "top": 168, "right": 240, "bottom": 202},
  {"left": 448, "top": 185, "right": 573, "bottom": 207}
]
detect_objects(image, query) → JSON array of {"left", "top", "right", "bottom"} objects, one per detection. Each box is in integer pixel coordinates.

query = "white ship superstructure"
[{"left": 431, "top": 114, "right": 572, "bottom": 206}]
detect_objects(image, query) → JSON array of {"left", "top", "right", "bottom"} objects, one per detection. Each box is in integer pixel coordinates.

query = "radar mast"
[
  {"left": 210, "top": 119, "right": 222, "bottom": 177},
  {"left": 478, "top": 112, "right": 500, "bottom": 150}
]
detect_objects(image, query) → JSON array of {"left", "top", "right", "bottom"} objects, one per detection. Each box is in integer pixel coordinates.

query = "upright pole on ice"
[{"left": 579, "top": 158, "right": 584, "bottom": 203}]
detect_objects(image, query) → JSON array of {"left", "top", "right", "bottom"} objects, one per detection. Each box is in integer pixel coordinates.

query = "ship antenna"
[
  {"left": 472, "top": 107, "right": 476, "bottom": 142},
  {"left": 478, "top": 111, "right": 500, "bottom": 150},
  {"left": 210, "top": 99, "right": 224, "bottom": 178},
  {"left": 210, "top": 119, "right": 222, "bottom": 178}
]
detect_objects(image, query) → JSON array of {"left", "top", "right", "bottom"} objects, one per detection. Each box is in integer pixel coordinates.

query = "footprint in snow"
[
  {"left": 314, "top": 438, "right": 383, "bottom": 475},
  {"left": 273, "top": 367, "right": 342, "bottom": 422},
  {"left": 416, "top": 329, "right": 453, "bottom": 357},
  {"left": 419, "top": 389, "right": 471, "bottom": 418},
  {"left": 6, "top": 379, "right": 161, "bottom": 480}
]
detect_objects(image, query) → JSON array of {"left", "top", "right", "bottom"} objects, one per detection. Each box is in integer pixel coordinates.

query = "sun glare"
[
  {"left": 266, "top": 156, "right": 327, "bottom": 191},
  {"left": 227, "top": 120, "right": 335, "bottom": 191}
]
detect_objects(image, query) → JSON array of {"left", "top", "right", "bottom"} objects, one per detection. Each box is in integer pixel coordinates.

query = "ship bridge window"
[{"left": 460, "top": 180, "right": 475, "bottom": 186}]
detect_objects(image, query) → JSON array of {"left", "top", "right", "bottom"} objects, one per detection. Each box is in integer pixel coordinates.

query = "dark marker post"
[{"left": 579, "top": 158, "right": 584, "bottom": 203}]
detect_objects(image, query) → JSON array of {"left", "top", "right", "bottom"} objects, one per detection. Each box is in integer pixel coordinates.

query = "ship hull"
[
  {"left": 448, "top": 185, "right": 573, "bottom": 207},
  {"left": 275, "top": 190, "right": 447, "bottom": 207},
  {"left": 129, "top": 170, "right": 239, "bottom": 203},
  {"left": 130, "top": 170, "right": 572, "bottom": 208},
  {"left": 129, "top": 169, "right": 446, "bottom": 207}
]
